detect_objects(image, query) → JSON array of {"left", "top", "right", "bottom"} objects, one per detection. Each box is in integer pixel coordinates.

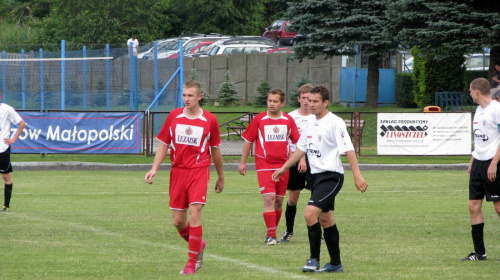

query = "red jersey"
[
  {"left": 157, "top": 108, "right": 221, "bottom": 169},
  {"left": 242, "top": 111, "right": 299, "bottom": 170}
]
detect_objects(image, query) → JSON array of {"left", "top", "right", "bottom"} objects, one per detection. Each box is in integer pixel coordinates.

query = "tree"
[
  {"left": 33, "top": 0, "right": 170, "bottom": 49},
  {"left": 385, "top": 0, "right": 500, "bottom": 87},
  {"left": 254, "top": 80, "right": 272, "bottom": 107},
  {"left": 217, "top": 71, "right": 240, "bottom": 107},
  {"left": 289, "top": 0, "right": 397, "bottom": 108},
  {"left": 169, "top": 0, "right": 265, "bottom": 36}
]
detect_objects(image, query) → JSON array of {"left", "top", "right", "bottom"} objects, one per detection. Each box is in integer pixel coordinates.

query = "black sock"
[
  {"left": 323, "top": 224, "right": 341, "bottom": 266},
  {"left": 285, "top": 203, "right": 297, "bottom": 233},
  {"left": 4, "top": 183, "right": 12, "bottom": 208},
  {"left": 471, "top": 223, "right": 485, "bottom": 255},
  {"left": 307, "top": 222, "right": 322, "bottom": 261}
]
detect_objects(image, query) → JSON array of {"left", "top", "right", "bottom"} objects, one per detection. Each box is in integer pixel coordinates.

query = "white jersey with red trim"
[
  {"left": 157, "top": 108, "right": 220, "bottom": 169},
  {"left": 242, "top": 111, "right": 300, "bottom": 170},
  {"left": 288, "top": 109, "right": 315, "bottom": 152},
  {"left": 297, "top": 112, "right": 353, "bottom": 174},
  {"left": 472, "top": 100, "right": 500, "bottom": 161},
  {"left": 0, "top": 103, "right": 23, "bottom": 153}
]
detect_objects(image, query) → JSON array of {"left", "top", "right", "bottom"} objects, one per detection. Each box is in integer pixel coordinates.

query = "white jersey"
[
  {"left": 0, "top": 103, "right": 23, "bottom": 153},
  {"left": 471, "top": 100, "right": 500, "bottom": 160},
  {"left": 288, "top": 109, "right": 315, "bottom": 152},
  {"left": 297, "top": 112, "right": 354, "bottom": 174}
]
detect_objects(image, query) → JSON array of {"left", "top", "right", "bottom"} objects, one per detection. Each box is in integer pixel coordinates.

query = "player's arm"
[
  {"left": 487, "top": 144, "right": 500, "bottom": 182},
  {"left": 493, "top": 75, "right": 500, "bottom": 84},
  {"left": 297, "top": 155, "right": 307, "bottom": 173},
  {"left": 4, "top": 120, "right": 26, "bottom": 145},
  {"left": 239, "top": 141, "right": 252, "bottom": 176},
  {"left": 346, "top": 150, "right": 368, "bottom": 192},
  {"left": 272, "top": 149, "right": 305, "bottom": 181},
  {"left": 468, "top": 156, "right": 474, "bottom": 176},
  {"left": 145, "top": 142, "right": 168, "bottom": 184},
  {"left": 211, "top": 147, "right": 225, "bottom": 193}
]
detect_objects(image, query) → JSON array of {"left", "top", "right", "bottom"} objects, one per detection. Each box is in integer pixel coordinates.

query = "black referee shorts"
[
  {"left": 0, "top": 147, "right": 13, "bottom": 174},
  {"left": 307, "top": 171, "right": 344, "bottom": 212},
  {"left": 469, "top": 158, "right": 500, "bottom": 201}
]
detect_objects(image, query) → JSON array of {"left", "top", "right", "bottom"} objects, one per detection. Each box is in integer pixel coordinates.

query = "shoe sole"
[{"left": 302, "top": 267, "right": 318, "bottom": 273}]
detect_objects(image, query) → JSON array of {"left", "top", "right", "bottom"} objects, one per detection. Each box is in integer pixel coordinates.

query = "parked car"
[
  {"left": 263, "top": 20, "right": 297, "bottom": 46},
  {"left": 263, "top": 47, "right": 293, "bottom": 54},
  {"left": 185, "top": 37, "right": 275, "bottom": 57},
  {"left": 403, "top": 53, "right": 490, "bottom": 73},
  {"left": 142, "top": 35, "right": 229, "bottom": 60},
  {"left": 206, "top": 44, "right": 273, "bottom": 56},
  {"left": 167, "top": 41, "right": 215, "bottom": 59},
  {"left": 292, "top": 33, "right": 308, "bottom": 46}
]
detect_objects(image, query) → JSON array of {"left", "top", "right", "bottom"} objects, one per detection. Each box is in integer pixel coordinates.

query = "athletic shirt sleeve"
[
  {"left": 334, "top": 117, "right": 354, "bottom": 155},
  {"left": 241, "top": 113, "right": 261, "bottom": 143},
  {"left": 208, "top": 110, "right": 221, "bottom": 147}
]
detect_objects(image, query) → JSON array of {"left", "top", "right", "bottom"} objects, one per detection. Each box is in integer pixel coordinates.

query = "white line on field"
[{"left": 12, "top": 213, "right": 308, "bottom": 279}]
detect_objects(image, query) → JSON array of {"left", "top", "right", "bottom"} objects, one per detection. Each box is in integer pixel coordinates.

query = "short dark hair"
[
  {"left": 268, "top": 88, "right": 286, "bottom": 103},
  {"left": 298, "top": 84, "right": 313, "bottom": 97},
  {"left": 470, "top": 78, "right": 490, "bottom": 95},
  {"left": 310, "top": 86, "right": 330, "bottom": 102}
]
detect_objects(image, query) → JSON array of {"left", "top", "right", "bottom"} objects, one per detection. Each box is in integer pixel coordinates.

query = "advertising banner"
[
  {"left": 11, "top": 112, "right": 143, "bottom": 154},
  {"left": 377, "top": 113, "right": 471, "bottom": 155}
]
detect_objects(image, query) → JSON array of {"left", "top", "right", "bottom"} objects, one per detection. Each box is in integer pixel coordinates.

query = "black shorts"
[
  {"left": 0, "top": 147, "right": 12, "bottom": 174},
  {"left": 469, "top": 159, "right": 500, "bottom": 201},
  {"left": 287, "top": 160, "right": 312, "bottom": 191},
  {"left": 307, "top": 171, "right": 344, "bottom": 212}
]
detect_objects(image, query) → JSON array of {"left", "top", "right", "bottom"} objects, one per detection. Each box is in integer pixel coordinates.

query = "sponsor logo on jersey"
[
  {"left": 264, "top": 124, "right": 287, "bottom": 142},
  {"left": 474, "top": 128, "right": 489, "bottom": 141},
  {"left": 176, "top": 124, "right": 203, "bottom": 146},
  {"left": 307, "top": 143, "right": 321, "bottom": 157}
]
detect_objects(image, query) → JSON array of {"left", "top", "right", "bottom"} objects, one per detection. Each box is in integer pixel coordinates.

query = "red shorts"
[
  {"left": 257, "top": 170, "right": 289, "bottom": 197},
  {"left": 169, "top": 167, "right": 210, "bottom": 210}
]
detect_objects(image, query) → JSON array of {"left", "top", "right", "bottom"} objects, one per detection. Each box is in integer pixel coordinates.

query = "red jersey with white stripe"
[
  {"left": 242, "top": 111, "right": 300, "bottom": 170},
  {"left": 157, "top": 108, "right": 220, "bottom": 169}
]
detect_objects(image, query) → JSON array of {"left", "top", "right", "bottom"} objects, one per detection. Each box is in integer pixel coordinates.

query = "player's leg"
[
  {"left": 258, "top": 171, "right": 279, "bottom": 244},
  {"left": 2, "top": 172, "right": 13, "bottom": 212},
  {"left": 494, "top": 200, "right": 500, "bottom": 217},
  {"left": 274, "top": 171, "right": 288, "bottom": 232},
  {"left": 316, "top": 211, "right": 343, "bottom": 273},
  {"left": 302, "top": 204, "right": 322, "bottom": 272},
  {"left": 283, "top": 190, "right": 300, "bottom": 241},
  {"left": 462, "top": 159, "right": 487, "bottom": 260}
]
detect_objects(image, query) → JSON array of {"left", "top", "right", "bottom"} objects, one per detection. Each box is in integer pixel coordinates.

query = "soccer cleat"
[
  {"left": 265, "top": 236, "right": 279, "bottom": 245},
  {"left": 195, "top": 240, "right": 206, "bottom": 271},
  {"left": 1, "top": 206, "right": 9, "bottom": 212},
  {"left": 179, "top": 263, "right": 195, "bottom": 275},
  {"left": 314, "top": 263, "right": 344, "bottom": 273},
  {"left": 461, "top": 252, "right": 487, "bottom": 261},
  {"left": 302, "top": 258, "right": 320, "bottom": 272},
  {"left": 280, "top": 231, "right": 293, "bottom": 243}
]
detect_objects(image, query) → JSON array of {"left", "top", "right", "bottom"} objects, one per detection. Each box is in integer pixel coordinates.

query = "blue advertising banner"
[{"left": 11, "top": 112, "right": 143, "bottom": 154}]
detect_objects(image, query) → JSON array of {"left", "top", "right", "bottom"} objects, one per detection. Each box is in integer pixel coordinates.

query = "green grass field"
[{"left": 1, "top": 170, "right": 498, "bottom": 280}]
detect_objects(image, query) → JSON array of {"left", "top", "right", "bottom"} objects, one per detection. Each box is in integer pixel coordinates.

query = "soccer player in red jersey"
[
  {"left": 145, "top": 80, "right": 225, "bottom": 275},
  {"left": 239, "top": 89, "right": 300, "bottom": 245}
]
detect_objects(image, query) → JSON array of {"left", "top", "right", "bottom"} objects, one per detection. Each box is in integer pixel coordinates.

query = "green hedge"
[
  {"left": 411, "top": 48, "right": 466, "bottom": 107},
  {"left": 395, "top": 73, "right": 416, "bottom": 108}
]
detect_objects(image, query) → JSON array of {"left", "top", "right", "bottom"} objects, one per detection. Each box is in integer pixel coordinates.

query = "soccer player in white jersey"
[
  {"left": 145, "top": 80, "right": 225, "bottom": 275},
  {"left": 0, "top": 92, "right": 26, "bottom": 213},
  {"left": 461, "top": 78, "right": 500, "bottom": 261},
  {"left": 272, "top": 86, "right": 368, "bottom": 273},
  {"left": 281, "top": 84, "right": 315, "bottom": 243},
  {"left": 239, "top": 89, "right": 300, "bottom": 245}
]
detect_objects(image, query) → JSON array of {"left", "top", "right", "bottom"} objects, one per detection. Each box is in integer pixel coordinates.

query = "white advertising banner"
[{"left": 377, "top": 113, "right": 471, "bottom": 155}]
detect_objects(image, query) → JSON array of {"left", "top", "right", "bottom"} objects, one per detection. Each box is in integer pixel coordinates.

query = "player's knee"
[
  {"left": 468, "top": 201, "right": 481, "bottom": 214},
  {"left": 494, "top": 202, "right": 500, "bottom": 216}
]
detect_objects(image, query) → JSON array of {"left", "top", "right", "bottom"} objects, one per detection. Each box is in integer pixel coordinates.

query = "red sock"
[
  {"left": 188, "top": 225, "right": 203, "bottom": 267},
  {"left": 178, "top": 224, "right": 190, "bottom": 242},
  {"left": 263, "top": 211, "right": 277, "bottom": 238},
  {"left": 275, "top": 209, "right": 282, "bottom": 228}
]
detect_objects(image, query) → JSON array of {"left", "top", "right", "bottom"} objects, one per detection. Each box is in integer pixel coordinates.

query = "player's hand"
[
  {"left": 354, "top": 174, "right": 368, "bottom": 193},
  {"left": 215, "top": 177, "right": 225, "bottom": 193},
  {"left": 239, "top": 162, "right": 247, "bottom": 176},
  {"left": 297, "top": 159, "right": 307, "bottom": 173},
  {"left": 272, "top": 168, "right": 285, "bottom": 182},
  {"left": 145, "top": 170, "right": 156, "bottom": 184},
  {"left": 3, "top": 138, "right": 15, "bottom": 145},
  {"left": 487, "top": 163, "right": 497, "bottom": 182}
]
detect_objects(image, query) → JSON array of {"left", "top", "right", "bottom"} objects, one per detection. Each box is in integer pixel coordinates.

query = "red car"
[
  {"left": 167, "top": 41, "right": 215, "bottom": 59},
  {"left": 263, "top": 20, "right": 297, "bottom": 46},
  {"left": 264, "top": 48, "right": 293, "bottom": 54}
]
